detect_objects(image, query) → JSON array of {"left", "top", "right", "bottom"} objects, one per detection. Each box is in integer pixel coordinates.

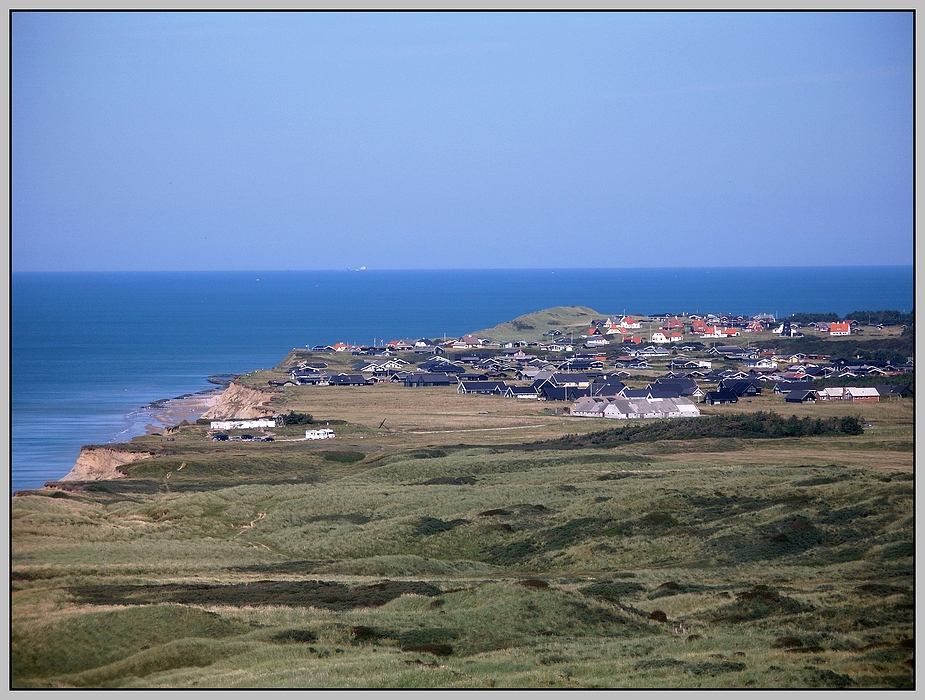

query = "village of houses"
[{"left": 272, "top": 312, "right": 913, "bottom": 423}]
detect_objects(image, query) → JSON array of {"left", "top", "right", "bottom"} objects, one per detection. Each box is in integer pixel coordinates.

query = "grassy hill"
[{"left": 472, "top": 306, "right": 613, "bottom": 343}]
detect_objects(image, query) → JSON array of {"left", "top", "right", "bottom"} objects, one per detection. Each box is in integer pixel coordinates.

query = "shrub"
[
  {"left": 270, "top": 629, "right": 318, "bottom": 644},
  {"left": 282, "top": 411, "right": 314, "bottom": 425}
]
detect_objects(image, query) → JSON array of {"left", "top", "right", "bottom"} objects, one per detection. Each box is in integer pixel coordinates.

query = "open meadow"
[{"left": 11, "top": 377, "right": 914, "bottom": 688}]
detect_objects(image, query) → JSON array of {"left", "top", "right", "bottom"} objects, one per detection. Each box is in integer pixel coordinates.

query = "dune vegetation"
[{"left": 11, "top": 338, "right": 914, "bottom": 688}]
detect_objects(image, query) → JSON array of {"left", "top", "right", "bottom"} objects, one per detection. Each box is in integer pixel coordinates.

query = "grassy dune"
[
  {"left": 471, "top": 305, "right": 606, "bottom": 343},
  {"left": 11, "top": 382, "right": 913, "bottom": 688}
]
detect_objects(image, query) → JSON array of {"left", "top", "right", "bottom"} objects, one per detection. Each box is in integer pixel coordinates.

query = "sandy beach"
[{"left": 139, "top": 389, "right": 224, "bottom": 434}]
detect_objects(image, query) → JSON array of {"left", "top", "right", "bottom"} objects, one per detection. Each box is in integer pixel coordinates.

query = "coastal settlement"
[{"left": 218, "top": 309, "right": 912, "bottom": 439}]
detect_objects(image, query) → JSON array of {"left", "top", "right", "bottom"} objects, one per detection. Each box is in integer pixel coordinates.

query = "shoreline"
[
  {"left": 135, "top": 388, "right": 224, "bottom": 435},
  {"left": 13, "top": 386, "right": 227, "bottom": 495}
]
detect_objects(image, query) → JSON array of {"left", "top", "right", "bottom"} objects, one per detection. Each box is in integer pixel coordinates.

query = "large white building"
[
  {"left": 570, "top": 396, "right": 701, "bottom": 420},
  {"left": 210, "top": 419, "right": 276, "bottom": 431}
]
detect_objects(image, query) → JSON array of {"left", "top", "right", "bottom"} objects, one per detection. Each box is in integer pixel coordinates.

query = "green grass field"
[{"left": 11, "top": 379, "right": 914, "bottom": 688}]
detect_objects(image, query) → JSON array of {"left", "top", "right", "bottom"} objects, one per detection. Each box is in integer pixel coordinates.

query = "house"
[
  {"left": 702, "top": 389, "right": 739, "bottom": 405},
  {"left": 619, "top": 316, "right": 642, "bottom": 330},
  {"left": 291, "top": 372, "right": 331, "bottom": 386},
  {"left": 413, "top": 343, "right": 445, "bottom": 355},
  {"left": 418, "top": 360, "right": 465, "bottom": 374},
  {"left": 701, "top": 326, "right": 740, "bottom": 338},
  {"left": 537, "top": 372, "right": 592, "bottom": 389},
  {"left": 744, "top": 358, "right": 778, "bottom": 370},
  {"left": 773, "top": 322, "right": 803, "bottom": 337},
  {"left": 829, "top": 322, "right": 851, "bottom": 336},
  {"left": 352, "top": 357, "right": 408, "bottom": 374},
  {"left": 645, "top": 386, "right": 684, "bottom": 399},
  {"left": 845, "top": 387, "right": 881, "bottom": 402},
  {"left": 538, "top": 385, "right": 591, "bottom": 402},
  {"left": 570, "top": 396, "right": 611, "bottom": 417},
  {"left": 652, "top": 377, "right": 703, "bottom": 398},
  {"left": 601, "top": 397, "right": 700, "bottom": 420},
  {"left": 785, "top": 390, "right": 817, "bottom": 403},
  {"left": 620, "top": 388, "right": 655, "bottom": 400},
  {"left": 457, "top": 380, "right": 508, "bottom": 395},
  {"left": 876, "top": 384, "right": 914, "bottom": 400},
  {"left": 329, "top": 373, "right": 371, "bottom": 386},
  {"left": 817, "top": 387, "right": 848, "bottom": 401},
  {"left": 772, "top": 381, "right": 815, "bottom": 395},
  {"left": 590, "top": 379, "right": 627, "bottom": 397},
  {"left": 669, "top": 359, "right": 705, "bottom": 371},
  {"left": 719, "top": 379, "right": 762, "bottom": 397},
  {"left": 403, "top": 373, "right": 456, "bottom": 387},
  {"left": 505, "top": 385, "right": 541, "bottom": 400},
  {"left": 602, "top": 399, "right": 641, "bottom": 419},
  {"left": 559, "top": 358, "right": 604, "bottom": 372},
  {"left": 708, "top": 345, "right": 746, "bottom": 357},
  {"left": 458, "top": 372, "right": 491, "bottom": 381}
]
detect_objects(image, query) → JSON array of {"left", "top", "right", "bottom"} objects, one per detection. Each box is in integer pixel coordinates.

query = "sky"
[{"left": 11, "top": 11, "right": 914, "bottom": 271}]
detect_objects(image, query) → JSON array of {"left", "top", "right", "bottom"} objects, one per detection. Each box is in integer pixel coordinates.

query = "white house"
[
  {"left": 595, "top": 397, "right": 700, "bottom": 420},
  {"left": 620, "top": 316, "right": 642, "bottom": 330},
  {"left": 211, "top": 419, "right": 276, "bottom": 431}
]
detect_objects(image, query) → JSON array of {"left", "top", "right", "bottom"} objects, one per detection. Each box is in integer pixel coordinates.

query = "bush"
[
  {"left": 282, "top": 411, "right": 314, "bottom": 425},
  {"left": 548, "top": 412, "right": 865, "bottom": 448}
]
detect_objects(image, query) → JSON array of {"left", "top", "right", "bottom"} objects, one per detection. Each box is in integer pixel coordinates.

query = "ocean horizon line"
[{"left": 11, "top": 264, "right": 915, "bottom": 275}]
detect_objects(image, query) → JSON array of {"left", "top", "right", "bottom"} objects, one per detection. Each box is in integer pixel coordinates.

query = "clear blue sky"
[{"left": 12, "top": 11, "right": 913, "bottom": 271}]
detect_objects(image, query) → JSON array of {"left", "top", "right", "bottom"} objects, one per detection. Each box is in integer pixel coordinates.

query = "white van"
[{"left": 305, "top": 428, "right": 336, "bottom": 440}]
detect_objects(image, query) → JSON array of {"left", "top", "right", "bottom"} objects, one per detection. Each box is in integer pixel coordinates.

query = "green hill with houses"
[{"left": 472, "top": 305, "right": 611, "bottom": 343}]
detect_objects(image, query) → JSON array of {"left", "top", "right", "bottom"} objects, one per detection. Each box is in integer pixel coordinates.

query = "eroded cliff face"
[
  {"left": 200, "top": 382, "right": 277, "bottom": 421},
  {"left": 60, "top": 448, "right": 153, "bottom": 482}
]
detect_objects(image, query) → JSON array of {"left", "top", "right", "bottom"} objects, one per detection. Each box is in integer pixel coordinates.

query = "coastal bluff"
[
  {"left": 201, "top": 382, "right": 277, "bottom": 421},
  {"left": 60, "top": 447, "right": 153, "bottom": 482}
]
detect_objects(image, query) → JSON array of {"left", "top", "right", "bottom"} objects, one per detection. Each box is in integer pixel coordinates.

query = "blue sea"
[{"left": 11, "top": 267, "right": 914, "bottom": 494}]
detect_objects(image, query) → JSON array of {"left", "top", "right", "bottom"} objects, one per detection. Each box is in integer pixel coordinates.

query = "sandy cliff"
[
  {"left": 200, "top": 382, "right": 277, "bottom": 421},
  {"left": 60, "top": 447, "right": 153, "bottom": 482}
]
